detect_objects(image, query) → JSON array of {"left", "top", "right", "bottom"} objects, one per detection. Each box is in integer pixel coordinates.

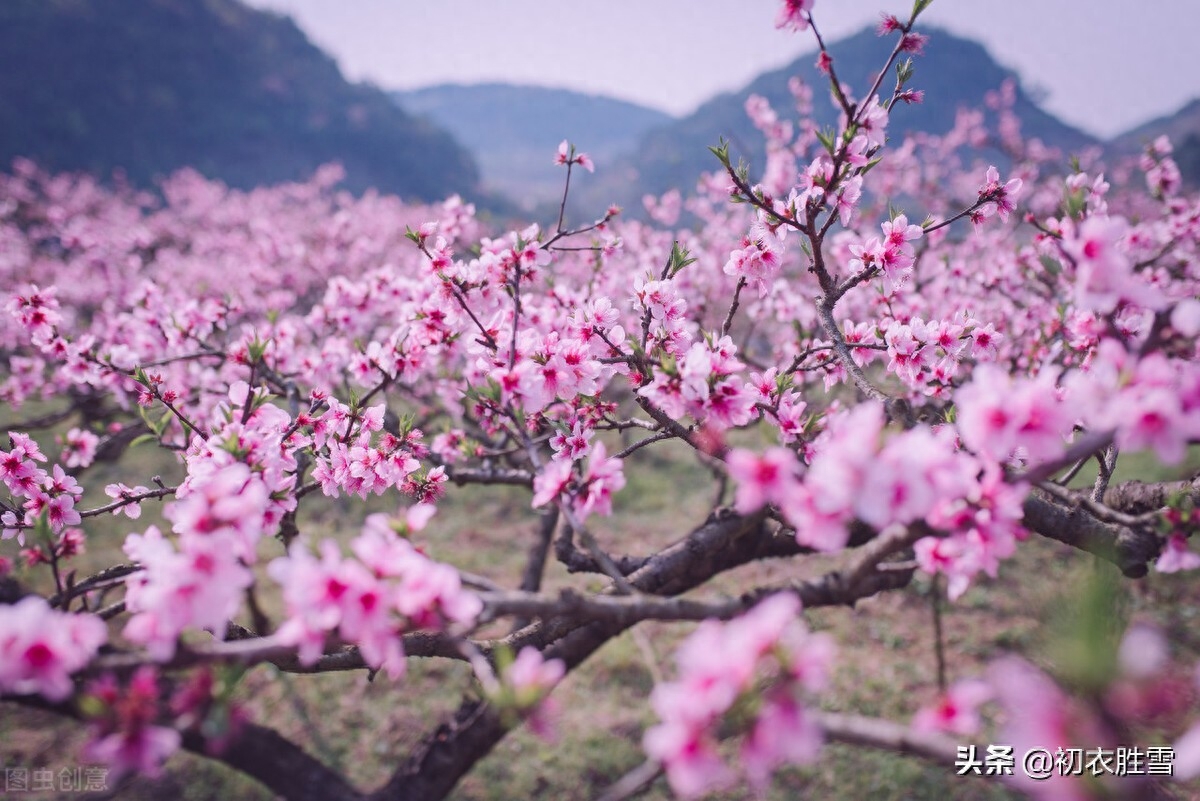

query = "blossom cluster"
[
  {"left": 268, "top": 509, "right": 481, "bottom": 679},
  {"left": 913, "top": 623, "right": 1200, "bottom": 800},
  {"left": 1, "top": 433, "right": 83, "bottom": 553},
  {"left": 728, "top": 403, "right": 1029, "bottom": 597},
  {"left": 0, "top": 596, "right": 106, "bottom": 701},
  {"left": 644, "top": 594, "right": 835, "bottom": 797}
]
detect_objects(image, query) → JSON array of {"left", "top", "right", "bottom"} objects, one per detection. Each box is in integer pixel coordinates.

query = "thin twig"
[{"left": 931, "top": 575, "right": 947, "bottom": 692}]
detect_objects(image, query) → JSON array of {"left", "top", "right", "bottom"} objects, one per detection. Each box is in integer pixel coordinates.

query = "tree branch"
[
  {"left": 814, "top": 711, "right": 959, "bottom": 764},
  {"left": 2, "top": 695, "right": 366, "bottom": 801},
  {"left": 1022, "top": 491, "right": 1161, "bottom": 578},
  {"left": 1104, "top": 474, "right": 1200, "bottom": 515}
]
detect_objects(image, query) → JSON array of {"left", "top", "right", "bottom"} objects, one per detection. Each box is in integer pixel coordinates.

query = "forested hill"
[
  {"left": 395, "top": 84, "right": 674, "bottom": 211},
  {"left": 1111, "top": 98, "right": 1200, "bottom": 186},
  {"left": 591, "top": 26, "right": 1098, "bottom": 211},
  {"left": 0, "top": 0, "right": 480, "bottom": 200}
]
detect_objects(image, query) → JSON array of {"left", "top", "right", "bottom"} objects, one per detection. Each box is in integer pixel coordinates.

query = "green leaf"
[
  {"left": 246, "top": 336, "right": 268, "bottom": 365},
  {"left": 667, "top": 241, "right": 698, "bottom": 278},
  {"left": 128, "top": 433, "right": 159, "bottom": 449},
  {"left": 735, "top": 161, "right": 750, "bottom": 185},
  {"left": 33, "top": 509, "right": 53, "bottom": 547},
  {"left": 707, "top": 138, "right": 731, "bottom": 167},
  {"left": 78, "top": 694, "right": 108, "bottom": 719},
  {"left": 1063, "top": 189, "right": 1088, "bottom": 220},
  {"left": 816, "top": 128, "right": 835, "bottom": 155},
  {"left": 1038, "top": 256, "right": 1063, "bottom": 276}
]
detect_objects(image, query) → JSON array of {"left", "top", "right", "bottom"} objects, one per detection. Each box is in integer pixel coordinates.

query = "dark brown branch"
[
  {"left": 78, "top": 486, "right": 176, "bottom": 519},
  {"left": 596, "top": 758, "right": 662, "bottom": 801},
  {"left": 518, "top": 507, "right": 558, "bottom": 594},
  {"left": 2, "top": 695, "right": 366, "bottom": 801},
  {"left": 85, "top": 630, "right": 467, "bottom": 676},
  {"left": 182, "top": 722, "right": 365, "bottom": 801},
  {"left": 813, "top": 300, "right": 913, "bottom": 426},
  {"left": 1105, "top": 474, "right": 1200, "bottom": 515},
  {"left": 721, "top": 276, "right": 748, "bottom": 337},
  {"left": 1022, "top": 491, "right": 1160, "bottom": 578},
  {"left": 814, "top": 711, "right": 959, "bottom": 764},
  {"left": 554, "top": 526, "right": 651, "bottom": 576},
  {"left": 48, "top": 563, "right": 142, "bottom": 608},
  {"left": 375, "top": 510, "right": 911, "bottom": 801},
  {"left": 444, "top": 465, "right": 533, "bottom": 487}
]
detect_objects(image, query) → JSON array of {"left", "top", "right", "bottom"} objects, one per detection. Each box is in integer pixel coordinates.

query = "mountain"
[
  {"left": 1111, "top": 99, "right": 1200, "bottom": 152},
  {"left": 592, "top": 26, "right": 1098, "bottom": 212},
  {"left": 1110, "top": 98, "right": 1200, "bottom": 185},
  {"left": 0, "top": 0, "right": 480, "bottom": 201},
  {"left": 395, "top": 84, "right": 673, "bottom": 211}
]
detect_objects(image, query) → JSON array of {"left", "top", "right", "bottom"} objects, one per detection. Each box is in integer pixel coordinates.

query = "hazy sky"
[{"left": 243, "top": 0, "right": 1200, "bottom": 139}]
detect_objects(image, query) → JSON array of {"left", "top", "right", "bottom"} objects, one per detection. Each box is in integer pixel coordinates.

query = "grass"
[{"left": 2, "top": 408, "right": 1200, "bottom": 799}]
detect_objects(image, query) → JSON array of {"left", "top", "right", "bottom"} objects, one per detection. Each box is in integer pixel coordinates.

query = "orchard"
[{"left": 3, "top": 1, "right": 1200, "bottom": 799}]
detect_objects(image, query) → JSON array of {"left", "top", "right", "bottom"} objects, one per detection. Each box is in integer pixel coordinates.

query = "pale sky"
[{"left": 243, "top": 0, "right": 1200, "bottom": 139}]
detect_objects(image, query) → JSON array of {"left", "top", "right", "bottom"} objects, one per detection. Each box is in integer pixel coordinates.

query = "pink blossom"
[
  {"left": 644, "top": 594, "right": 830, "bottom": 795},
  {"left": 725, "top": 447, "right": 800, "bottom": 513},
  {"left": 724, "top": 232, "right": 782, "bottom": 297},
  {"left": 955, "top": 365, "right": 1072, "bottom": 465},
  {"left": 912, "top": 679, "right": 992, "bottom": 736},
  {"left": 122, "top": 525, "right": 254, "bottom": 660},
  {"left": 505, "top": 646, "right": 565, "bottom": 696},
  {"left": 914, "top": 535, "right": 976, "bottom": 600},
  {"left": 741, "top": 690, "right": 822, "bottom": 789},
  {"left": 59, "top": 428, "right": 99, "bottom": 468},
  {"left": 86, "top": 725, "right": 181, "bottom": 781},
  {"left": 405, "top": 502, "right": 437, "bottom": 532},
  {"left": 0, "top": 597, "right": 106, "bottom": 701},
  {"left": 644, "top": 722, "right": 732, "bottom": 798},
  {"left": 774, "top": 0, "right": 813, "bottom": 32},
  {"left": 1171, "top": 298, "right": 1200, "bottom": 337},
  {"left": 531, "top": 459, "right": 572, "bottom": 508},
  {"left": 493, "top": 647, "right": 566, "bottom": 739},
  {"left": 830, "top": 175, "right": 861, "bottom": 227},
  {"left": 855, "top": 96, "right": 889, "bottom": 149},
  {"left": 165, "top": 461, "right": 270, "bottom": 563},
  {"left": 270, "top": 517, "right": 481, "bottom": 677},
  {"left": 988, "top": 657, "right": 1110, "bottom": 801},
  {"left": 1117, "top": 624, "right": 1169, "bottom": 679},
  {"left": 549, "top": 420, "right": 592, "bottom": 462},
  {"left": 899, "top": 31, "right": 929, "bottom": 54},
  {"left": 1155, "top": 533, "right": 1200, "bottom": 573},
  {"left": 554, "top": 140, "right": 594, "bottom": 173},
  {"left": 877, "top": 13, "right": 903, "bottom": 35},
  {"left": 7, "top": 284, "right": 62, "bottom": 343},
  {"left": 0, "top": 446, "right": 39, "bottom": 496},
  {"left": 104, "top": 483, "right": 152, "bottom": 519},
  {"left": 977, "top": 165, "right": 1022, "bottom": 223},
  {"left": 575, "top": 441, "right": 626, "bottom": 519}
]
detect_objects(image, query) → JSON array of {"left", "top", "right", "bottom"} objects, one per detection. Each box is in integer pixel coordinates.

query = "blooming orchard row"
[{"left": 2, "top": 0, "right": 1200, "bottom": 798}]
